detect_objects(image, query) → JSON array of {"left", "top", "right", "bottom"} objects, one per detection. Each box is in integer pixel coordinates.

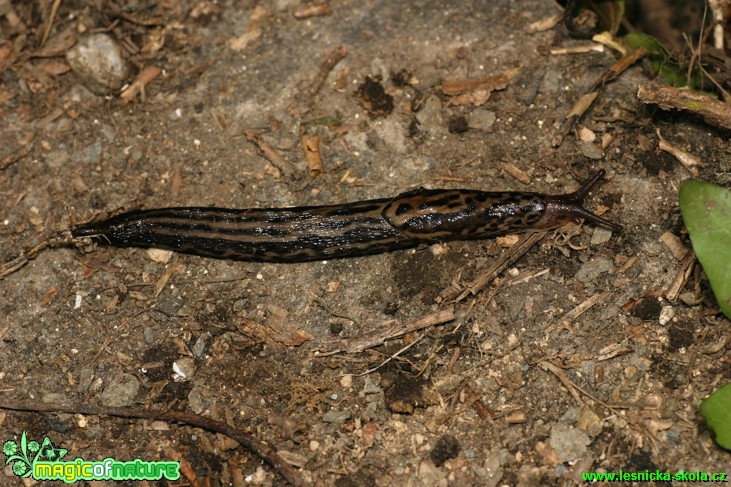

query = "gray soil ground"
[{"left": 1, "top": 0, "right": 730, "bottom": 486}]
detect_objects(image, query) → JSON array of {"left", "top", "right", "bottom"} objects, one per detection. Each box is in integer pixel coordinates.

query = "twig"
[
  {"left": 307, "top": 45, "right": 347, "bottom": 98},
  {"left": 656, "top": 129, "right": 703, "bottom": 177},
  {"left": 707, "top": 0, "right": 727, "bottom": 51},
  {"left": 39, "top": 0, "right": 62, "bottom": 48},
  {"left": 293, "top": 2, "right": 332, "bottom": 19},
  {"left": 540, "top": 361, "right": 623, "bottom": 411},
  {"left": 452, "top": 231, "right": 548, "bottom": 302},
  {"left": 120, "top": 65, "right": 162, "bottom": 103},
  {"left": 316, "top": 308, "right": 456, "bottom": 355},
  {"left": 0, "top": 399, "right": 307, "bottom": 487},
  {"left": 243, "top": 129, "right": 296, "bottom": 177},
  {"left": 0, "top": 137, "right": 33, "bottom": 170},
  {"left": 349, "top": 333, "right": 426, "bottom": 376},
  {"left": 0, "top": 234, "right": 70, "bottom": 280},
  {"left": 637, "top": 82, "right": 731, "bottom": 130},
  {"left": 540, "top": 361, "right": 583, "bottom": 404},
  {"left": 557, "top": 292, "right": 609, "bottom": 329},
  {"left": 665, "top": 251, "right": 696, "bottom": 303}
]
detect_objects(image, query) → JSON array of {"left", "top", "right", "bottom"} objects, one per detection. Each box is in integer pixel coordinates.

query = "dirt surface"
[{"left": 1, "top": 1, "right": 730, "bottom": 486}]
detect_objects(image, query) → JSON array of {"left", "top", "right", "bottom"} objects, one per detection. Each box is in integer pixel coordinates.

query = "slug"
[{"left": 71, "top": 170, "right": 620, "bottom": 263}]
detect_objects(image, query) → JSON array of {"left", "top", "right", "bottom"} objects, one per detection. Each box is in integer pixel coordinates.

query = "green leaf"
[
  {"left": 679, "top": 179, "right": 731, "bottom": 319},
  {"left": 623, "top": 32, "right": 704, "bottom": 89},
  {"left": 700, "top": 383, "right": 731, "bottom": 450}
]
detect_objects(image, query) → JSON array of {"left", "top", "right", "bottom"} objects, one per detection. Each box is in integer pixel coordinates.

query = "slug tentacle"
[
  {"left": 71, "top": 170, "right": 620, "bottom": 262},
  {"left": 533, "top": 170, "right": 622, "bottom": 232}
]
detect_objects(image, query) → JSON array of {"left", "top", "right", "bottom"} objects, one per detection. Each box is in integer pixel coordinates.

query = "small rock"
[
  {"left": 98, "top": 372, "right": 140, "bottom": 407},
  {"left": 418, "top": 460, "right": 447, "bottom": 485},
  {"left": 481, "top": 449, "right": 509, "bottom": 487},
  {"left": 590, "top": 226, "right": 613, "bottom": 245},
  {"left": 516, "top": 73, "right": 542, "bottom": 105},
  {"left": 76, "top": 368, "right": 96, "bottom": 392},
  {"left": 466, "top": 109, "right": 496, "bottom": 131},
  {"left": 187, "top": 385, "right": 211, "bottom": 414},
  {"left": 44, "top": 149, "right": 70, "bottom": 169},
  {"left": 322, "top": 410, "right": 351, "bottom": 424},
  {"left": 42, "top": 392, "right": 72, "bottom": 405},
  {"left": 191, "top": 332, "right": 210, "bottom": 358},
  {"left": 66, "top": 33, "right": 128, "bottom": 95},
  {"left": 415, "top": 95, "right": 446, "bottom": 137},
  {"left": 147, "top": 248, "right": 173, "bottom": 263},
  {"left": 143, "top": 327, "right": 157, "bottom": 346},
  {"left": 549, "top": 424, "right": 591, "bottom": 462},
  {"left": 575, "top": 256, "right": 613, "bottom": 283},
  {"left": 577, "top": 140, "right": 603, "bottom": 160},
  {"left": 362, "top": 375, "right": 382, "bottom": 395},
  {"left": 576, "top": 405, "right": 604, "bottom": 437}
]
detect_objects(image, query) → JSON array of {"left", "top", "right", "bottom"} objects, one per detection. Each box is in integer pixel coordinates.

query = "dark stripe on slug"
[
  {"left": 321, "top": 201, "right": 390, "bottom": 216},
  {"left": 394, "top": 203, "right": 412, "bottom": 216},
  {"left": 417, "top": 194, "right": 461, "bottom": 210}
]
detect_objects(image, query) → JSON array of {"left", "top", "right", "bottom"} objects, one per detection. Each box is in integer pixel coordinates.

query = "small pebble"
[{"left": 66, "top": 33, "right": 128, "bottom": 95}]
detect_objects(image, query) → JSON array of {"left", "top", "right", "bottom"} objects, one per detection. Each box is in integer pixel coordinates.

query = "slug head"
[{"left": 533, "top": 170, "right": 622, "bottom": 232}]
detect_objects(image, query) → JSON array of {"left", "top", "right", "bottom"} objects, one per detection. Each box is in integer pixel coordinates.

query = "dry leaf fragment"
[
  {"left": 302, "top": 133, "right": 324, "bottom": 175},
  {"left": 228, "top": 5, "right": 267, "bottom": 51},
  {"left": 442, "top": 74, "right": 509, "bottom": 106},
  {"left": 237, "top": 305, "right": 313, "bottom": 347}
]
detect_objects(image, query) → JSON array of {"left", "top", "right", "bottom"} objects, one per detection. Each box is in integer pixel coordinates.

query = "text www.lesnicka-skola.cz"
[{"left": 581, "top": 469, "right": 727, "bottom": 483}]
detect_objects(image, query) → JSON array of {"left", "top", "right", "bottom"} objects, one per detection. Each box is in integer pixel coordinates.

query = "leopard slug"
[{"left": 71, "top": 170, "right": 621, "bottom": 263}]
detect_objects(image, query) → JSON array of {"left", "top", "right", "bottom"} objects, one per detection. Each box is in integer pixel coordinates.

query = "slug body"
[{"left": 71, "top": 170, "right": 620, "bottom": 263}]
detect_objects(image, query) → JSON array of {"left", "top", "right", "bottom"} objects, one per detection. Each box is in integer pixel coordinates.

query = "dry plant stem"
[
  {"left": 499, "top": 161, "right": 531, "bottom": 184},
  {"left": 351, "top": 333, "right": 426, "bottom": 376},
  {"left": 454, "top": 231, "right": 547, "bottom": 302},
  {"left": 307, "top": 45, "right": 347, "bottom": 98},
  {"left": 39, "top": 0, "right": 62, "bottom": 48},
  {"left": 637, "top": 82, "right": 731, "bottom": 130},
  {"left": 707, "top": 0, "right": 728, "bottom": 50},
  {"left": 302, "top": 133, "right": 324, "bottom": 175},
  {"left": 0, "top": 237, "right": 66, "bottom": 279},
  {"left": 243, "top": 129, "right": 296, "bottom": 176},
  {"left": 540, "top": 361, "right": 622, "bottom": 411},
  {"left": 559, "top": 292, "right": 609, "bottom": 328},
  {"left": 0, "top": 399, "right": 307, "bottom": 487},
  {"left": 665, "top": 251, "right": 696, "bottom": 302},
  {"left": 293, "top": 3, "right": 333, "bottom": 19},
  {"left": 552, "top": 48, "right": 647, "bottom": 147},
  {"left": 317, "top": 308, "right": 456, "bottom": 355},
  {"left": 0, "top": 140, "right": 32, "bottom": 169},
  {"left": 120, "top": 65, "right": 162, "bottom": 103},
  {"left": 0, "top": 253, "right": 30, "bottom": 279},
  {"left": 656, "top": 129, "right": 702, "bottom": 177},
  {"left": 541, "top": 361, "right": 583, "bottom": 404}
]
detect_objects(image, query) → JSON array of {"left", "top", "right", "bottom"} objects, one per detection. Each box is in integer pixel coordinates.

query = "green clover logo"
[{"left": 2, "top": 432, "right": 67, "bottom": 479}]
